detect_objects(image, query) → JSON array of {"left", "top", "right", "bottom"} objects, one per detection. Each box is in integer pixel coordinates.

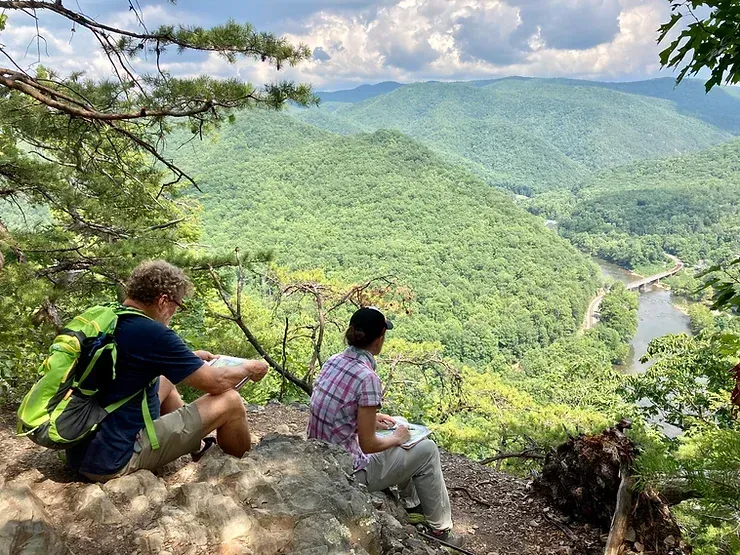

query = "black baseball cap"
[{"left": 349, "top": 306, "right": 394, "bottom": 339}]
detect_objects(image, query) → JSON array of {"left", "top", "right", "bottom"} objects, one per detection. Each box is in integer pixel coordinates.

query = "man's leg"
[
  {"left": 107, "top": 389, "right": 250, "bottom": 479},
  {"left": 192, "top": 389, "right": 251, "bottom": 458},
  {"left": 159, "top": 376, "right": 184, "bottom": 415},
  {"left": 357, "top": 440, "right": 452, "bottom": 531}
]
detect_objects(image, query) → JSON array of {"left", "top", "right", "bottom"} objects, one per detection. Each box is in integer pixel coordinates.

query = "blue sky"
[{"left": 3, "top": 0, "right": 680, "bottom": 91}]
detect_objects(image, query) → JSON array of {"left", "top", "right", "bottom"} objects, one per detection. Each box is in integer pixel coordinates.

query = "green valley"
[
  {"left": 173, "top": 109, "right": 600, "bottom": 364},
  {"left": 530, "top": 139, "right": 740, "bottom": 269}
]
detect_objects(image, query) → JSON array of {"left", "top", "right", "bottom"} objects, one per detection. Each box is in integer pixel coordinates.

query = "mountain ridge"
[
  {"left": 173, "top": 110, "right": 600, "bottom": 363},
  {"left": 298, "top": 78, "right": 735, "bottom": 193}
]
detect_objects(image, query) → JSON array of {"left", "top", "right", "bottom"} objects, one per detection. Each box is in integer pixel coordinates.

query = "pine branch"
[
  {"left": 0, "top": 69, "right": 260, "bottom": 120},
  {"left": 0, "top": 2, "right": 311, "bottom": 64}
]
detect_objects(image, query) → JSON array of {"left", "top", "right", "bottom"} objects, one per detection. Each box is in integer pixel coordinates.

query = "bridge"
[
  {"left": 583, "top": 254, "right": 683, "bottom": 330},
  {"left": 625, "top": 255, "right": 683, "bottom": 292}
]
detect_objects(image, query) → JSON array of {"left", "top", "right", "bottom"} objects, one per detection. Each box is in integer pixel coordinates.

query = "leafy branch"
[
  {"left": 658, "top": 1, "right": 740, "bottom": 91},
  {"left": 0, "top": 1, "right": 317, "bottom": 187}
]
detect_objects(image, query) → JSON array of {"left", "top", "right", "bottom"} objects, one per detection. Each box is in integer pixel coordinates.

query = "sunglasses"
[{"left": 167, "top": 296, "right": 188, "bottom": 312}]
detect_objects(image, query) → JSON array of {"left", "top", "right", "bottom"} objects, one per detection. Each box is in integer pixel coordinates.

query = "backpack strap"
[
  {"left": 100, "top": 386, "right": 160, "bottom": 451},
  {"left": 141, "top": 389, "right": 160, "bottom": 450},
  {"left": 114, "top": 305, "right": 153, "bottom": 319},
  {"left": 111, "top": 305, "right": 160, "bottom": 451}
]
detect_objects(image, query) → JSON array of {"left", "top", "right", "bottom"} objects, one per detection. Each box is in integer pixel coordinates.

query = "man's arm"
[
  {"left": 183, "top": 359, "right": 268, "bottom": 395},
  {"left": 357, "top": 406, "right": 410, "bottom": 454}
]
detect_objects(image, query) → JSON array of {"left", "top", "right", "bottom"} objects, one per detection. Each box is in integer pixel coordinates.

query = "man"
[{"left": 66, "top": 260, "right": 268, "bottom": 482}]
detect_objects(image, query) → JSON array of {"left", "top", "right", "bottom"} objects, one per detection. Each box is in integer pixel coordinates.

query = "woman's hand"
[
  {"left": 392, "top": 425, "right": 411, "bottom": 446},
  {"left": 376, "top": 413, "right": 396, "bottom": 430}
]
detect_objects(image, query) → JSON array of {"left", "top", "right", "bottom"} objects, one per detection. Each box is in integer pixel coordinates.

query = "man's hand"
[
  {"left": 194, "top": 350, "right": 218, "bottom": 362},
  {"left": 376, "top": 413, "right": 396, "bottom": 430},
  {"left": 246, "top": 360, "right": 269, "bottom": 382},
  {"left": 392, "top": 425, "right": 411, "bottom": 445}
]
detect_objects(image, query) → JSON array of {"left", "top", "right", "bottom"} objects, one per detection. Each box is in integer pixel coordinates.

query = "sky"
[{"left": 0, "top": 0, "right": 684, "bottom": 92}]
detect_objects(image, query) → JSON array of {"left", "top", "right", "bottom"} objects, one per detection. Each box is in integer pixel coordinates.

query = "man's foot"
[
  {"left": 430, "top": 528, "right": 465, "bottom": 549},
  {"left": 405, "top": 504, "right": 427, "bottom": 525},
  {"left": 192, "top": 436, "right": 217, "bottom": 462}
]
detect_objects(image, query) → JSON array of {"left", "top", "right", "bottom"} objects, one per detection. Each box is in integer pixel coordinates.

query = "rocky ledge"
[{"left": 1, "top": 434, "right": 444, "bottom": 555}]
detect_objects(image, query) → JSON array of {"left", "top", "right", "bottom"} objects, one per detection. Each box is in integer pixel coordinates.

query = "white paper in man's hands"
[{"left": 207, "top": 356, "right": 251, "bottom": 390}]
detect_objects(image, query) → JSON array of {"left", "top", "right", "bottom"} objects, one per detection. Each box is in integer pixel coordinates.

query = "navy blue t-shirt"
[{"left": 66, "top": 314, "right": 203, "bottom": 475}]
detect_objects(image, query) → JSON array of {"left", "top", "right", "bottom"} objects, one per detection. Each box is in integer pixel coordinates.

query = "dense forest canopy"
[
  {"left": 315, "top": 77, "right": 740, "bottom": 136},
  {"left": 169, "top": 73, "right": 740, "bottom": 553},
  {"left": 171, "top": 109, "right": 600, "bottom": 365},
  {"left": 529, "top": 139, "right": 740, "bottom": 270}
]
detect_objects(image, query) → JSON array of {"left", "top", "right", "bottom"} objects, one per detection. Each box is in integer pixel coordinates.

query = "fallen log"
[{"left": 478, "top": 449, "right": 545, "bottom": 465}]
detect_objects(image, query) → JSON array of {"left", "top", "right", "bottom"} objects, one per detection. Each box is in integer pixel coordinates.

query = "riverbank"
[{"left": 588, "top": 257, "right": 691, "bottom": 374}]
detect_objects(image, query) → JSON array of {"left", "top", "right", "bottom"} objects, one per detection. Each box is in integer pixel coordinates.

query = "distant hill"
[
  {"left": 173, "top": 110, "right": 599, "bottom": 363},
  {"left": 548, "top": 77, "right": 740, "bottom": 135},
  {"left": 294, "top": 78, "right": 733, "bottom": 194},
  {"left": 316, "top": 77, "right": 740, "bottom": 133},
  {"left": 316, "top": 81, "right": 403, "bottom": 103},
  {"left": 531, "top": 139, "right": 740, "bottom": 268}
]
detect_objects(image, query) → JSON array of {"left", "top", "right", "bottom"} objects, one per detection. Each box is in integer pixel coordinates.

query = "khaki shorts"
[{"left": 82, "top": 403, "right": 203, "bottom": 482}]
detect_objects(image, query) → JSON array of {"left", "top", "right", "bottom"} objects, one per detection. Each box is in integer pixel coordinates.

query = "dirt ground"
[{"left": 1, "top": 402, "right": 604, "bottom": 555}]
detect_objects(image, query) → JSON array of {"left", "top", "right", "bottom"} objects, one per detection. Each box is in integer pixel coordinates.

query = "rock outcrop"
[{"left": 1, "top": 434, "right": 443, "bottom": 555}]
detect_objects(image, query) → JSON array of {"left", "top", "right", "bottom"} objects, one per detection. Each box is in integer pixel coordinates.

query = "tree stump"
[{"left": 534, "top": 423, "right": 692, "bottom": 555}]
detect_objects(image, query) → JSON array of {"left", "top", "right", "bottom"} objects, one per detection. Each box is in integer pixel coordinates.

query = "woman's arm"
[{"left": 357, "top": 406, "right": 410, "bottom": 454}]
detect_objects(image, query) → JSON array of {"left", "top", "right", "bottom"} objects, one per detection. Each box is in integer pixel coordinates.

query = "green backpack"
[{"left": 17, "top": 304, "right": 160, "bottom": 451}]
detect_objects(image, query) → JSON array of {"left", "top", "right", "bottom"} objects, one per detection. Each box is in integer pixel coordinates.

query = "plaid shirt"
[{"left": 308, "top": 346, "right": 383, "bottom": 470}]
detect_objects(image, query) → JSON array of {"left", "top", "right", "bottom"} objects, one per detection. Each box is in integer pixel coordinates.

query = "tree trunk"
[{"left": 604, "top": 465, "right": 633, "bottom": 555}]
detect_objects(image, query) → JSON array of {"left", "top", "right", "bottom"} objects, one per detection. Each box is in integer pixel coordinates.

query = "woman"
[{"left": 308, "top": 307, "right": 463, "bottom": 548}]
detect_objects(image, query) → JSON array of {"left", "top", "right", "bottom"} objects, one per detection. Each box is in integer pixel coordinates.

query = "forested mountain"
[
  {"left": 293, "top": 78, "right": 734, "bottom": 194},
  {"left": 317, "top": 77, "right": 740, "bottom": 133},
  {"left": 529, "top": 139, "right": 740, "bottom": 269},
  {"left": 172, "top": 109, "right": 600, "bottom": 364},
  {"left": 316, "top": 81, "right": 403, "bottom": 103},
  {"left": 564, "top": 77, "right": 740, "bottom": 134}
]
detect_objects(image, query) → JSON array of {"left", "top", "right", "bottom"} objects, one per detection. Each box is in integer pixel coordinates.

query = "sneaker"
[
  {"left": 192, "top": 436, "right": 217, "bottom": 462},
  {"left": 405, "top": 504, "right": 427, "bottom": 525},
  {"left": 431, "top": 528, "right": 465, "bottom": 549}
]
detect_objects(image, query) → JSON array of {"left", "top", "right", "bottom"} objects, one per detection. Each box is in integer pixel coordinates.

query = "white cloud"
[
  {"left": 0, "top": 0, "right": 675, "bottom": 91},
  {"left": 276, "top": 0, "right": 674, "bottom": 88}
]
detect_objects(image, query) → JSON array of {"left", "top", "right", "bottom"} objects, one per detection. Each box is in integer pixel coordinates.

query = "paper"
[
  {"left": 207, "top": 356, "right": 251, "bottom": 391},
  {"left": 208, "top": 356, "right": 247, "bottom": 368},
  {"left": 376, "top": 416, "right": 432, "bottom": 449}
]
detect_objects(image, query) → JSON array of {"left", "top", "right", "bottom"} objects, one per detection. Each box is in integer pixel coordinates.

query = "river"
[{"left": 594, "top": 259, "right": 691, "bottom": 374}]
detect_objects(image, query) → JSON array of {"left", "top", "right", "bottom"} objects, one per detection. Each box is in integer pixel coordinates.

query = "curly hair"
[{"left": 125, "top": 260, "right": 193, "bottom": 305}]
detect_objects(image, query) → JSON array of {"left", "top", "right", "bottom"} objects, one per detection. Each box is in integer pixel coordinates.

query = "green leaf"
[{"left": 658, "top": 13, "right": 683, "bottom": 44}]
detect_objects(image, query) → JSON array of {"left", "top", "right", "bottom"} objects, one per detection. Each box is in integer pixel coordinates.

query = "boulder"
[
  {"left": 75, "top": 483, "right": 124, "bottom": 524},
  {"left": 0, "top": 486, "right": 69, "bottom": 555},
  {"left": 104, "top": 469, "right": 168, "bottom": 506}
]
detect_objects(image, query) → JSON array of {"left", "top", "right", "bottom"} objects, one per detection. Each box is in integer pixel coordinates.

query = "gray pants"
[{"left": 355, "top": 439, "right": 452, "bottom": 531}]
